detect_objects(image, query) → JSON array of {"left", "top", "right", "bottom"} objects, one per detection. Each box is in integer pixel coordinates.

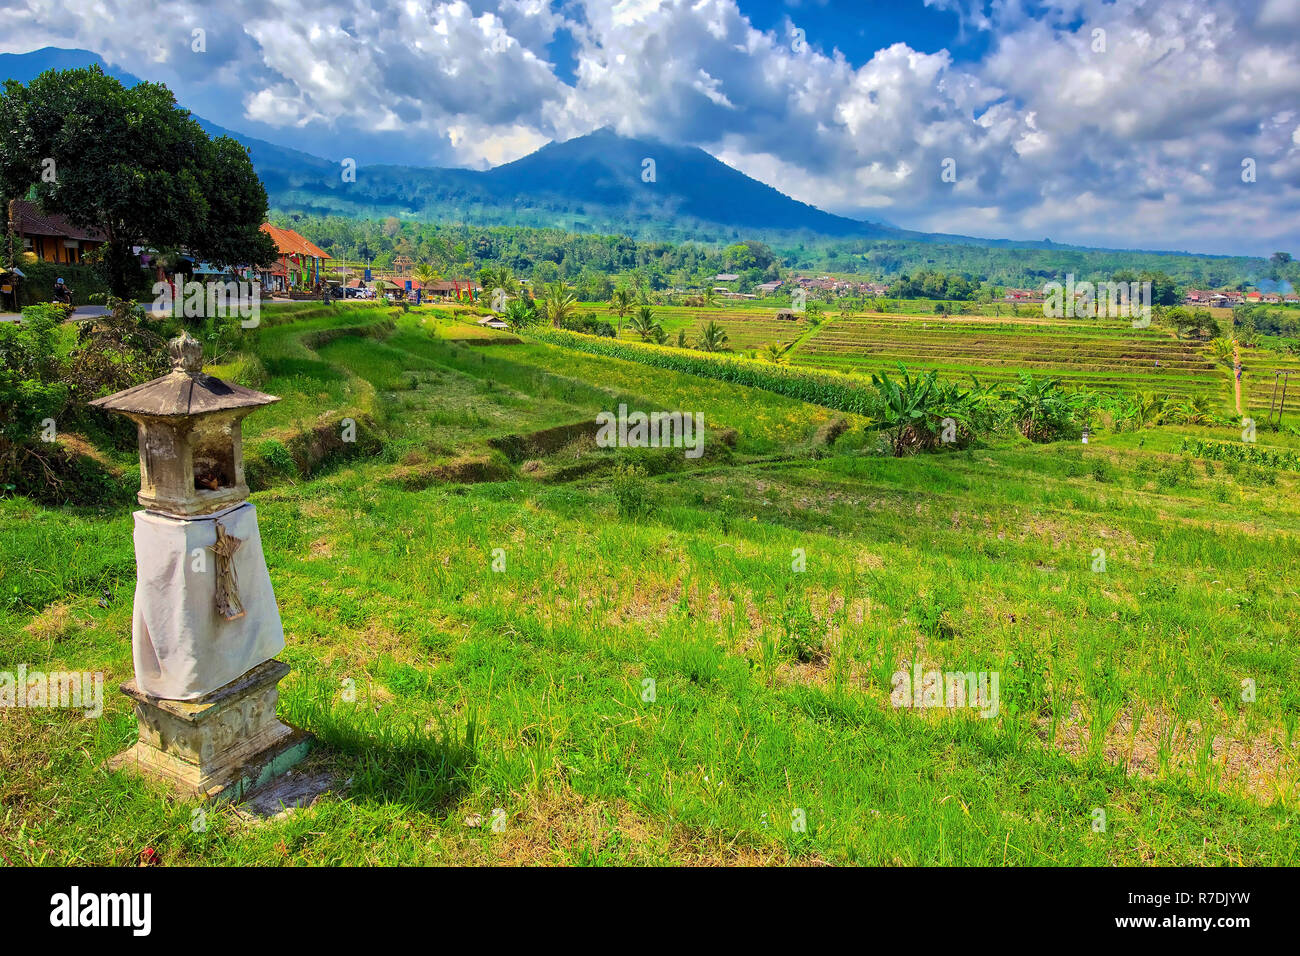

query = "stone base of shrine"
[{"left": 108, "top": 658, "right": 311, "bottom": 804}]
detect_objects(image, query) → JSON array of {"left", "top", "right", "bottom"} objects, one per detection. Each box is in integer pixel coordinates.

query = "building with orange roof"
[{"left": 257, "top": 223, "right": 331, "bottom": 293}]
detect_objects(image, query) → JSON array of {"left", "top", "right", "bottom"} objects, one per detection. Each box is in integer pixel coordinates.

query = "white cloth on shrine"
[{"left": 131, "top": 502, "right": 285, "bottom": 700}]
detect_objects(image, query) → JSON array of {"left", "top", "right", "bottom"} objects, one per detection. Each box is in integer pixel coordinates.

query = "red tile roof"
[{"left": 260, "top": 223, "right": 330, "bottom": 259}]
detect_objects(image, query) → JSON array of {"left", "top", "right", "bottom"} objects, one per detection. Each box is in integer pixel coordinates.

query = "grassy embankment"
[{"left": 1, "top": 303, "right": 1296, "bottom": 865}]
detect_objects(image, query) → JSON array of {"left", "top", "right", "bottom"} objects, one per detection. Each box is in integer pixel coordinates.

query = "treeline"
[
  {"left": 279, "top": 212, "right": 1295, "bottom": 297},
  {"left": 887, "top": 268, "right": 1185, "bottom": 305},
  {"left": 275, "top": 214, "right": 783, "bottom": 296}
]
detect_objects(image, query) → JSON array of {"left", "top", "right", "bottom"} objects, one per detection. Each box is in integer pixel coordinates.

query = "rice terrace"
[{"left": 0, "top": 0, "right": 1298, "bottom": 922}]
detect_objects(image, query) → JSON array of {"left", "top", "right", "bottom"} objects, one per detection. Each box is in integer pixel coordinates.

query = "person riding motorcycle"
[{"left": 53, "top": 277, "right": 73, "bottom": 305}]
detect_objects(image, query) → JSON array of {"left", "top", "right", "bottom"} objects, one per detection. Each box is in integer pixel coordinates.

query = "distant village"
[
  {"left": 5, "top": 197, "right": 1294, "bottom": 311},
  {"left": 4, "top": 199, "right": 480, "bottom": 306}
]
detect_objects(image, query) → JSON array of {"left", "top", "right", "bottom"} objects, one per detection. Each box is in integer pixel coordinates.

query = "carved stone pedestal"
[{"left": 109, "top": 659, "right": 311, "bottom": 804}]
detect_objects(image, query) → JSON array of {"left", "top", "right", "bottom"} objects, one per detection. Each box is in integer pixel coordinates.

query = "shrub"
[
  {"left": 11, "top": 260, "right": 119, "bottom": 307},
  {"left": 0, "top": 304, "right": 69, "bottom": 485},
  {"left": 779, "top": 598, "right": 824, "bottom": 663},
  {"left": 611, "top": 462, "right": 653, "bottom": 519},
  {"left": 1002, "top": 373, "right": 1083, "bottom": 442},
  {"left": 868, "top": 366, "right": 996, "bottom": 455}
]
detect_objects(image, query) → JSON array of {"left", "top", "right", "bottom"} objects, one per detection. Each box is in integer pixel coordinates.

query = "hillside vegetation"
[{"left": 2, "top": 303, "right": 1297, "bottom": 865}]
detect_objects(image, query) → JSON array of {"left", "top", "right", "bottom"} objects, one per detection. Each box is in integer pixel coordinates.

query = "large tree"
[{"left": 0, "top": 66, "right": 277, "bottom": 297}]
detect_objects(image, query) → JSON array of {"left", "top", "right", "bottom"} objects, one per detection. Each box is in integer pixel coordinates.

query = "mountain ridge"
[{"left": 0, "top": 47, "right": 1239, "bottom": 256}]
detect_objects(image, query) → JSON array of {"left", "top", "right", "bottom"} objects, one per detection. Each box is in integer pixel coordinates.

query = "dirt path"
[{"left": 1234, "top": 341, "right": 1243, "bottom": 416}]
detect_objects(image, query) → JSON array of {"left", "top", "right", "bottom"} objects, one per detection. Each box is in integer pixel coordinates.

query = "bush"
[
  {"left": 1002, "top": 373, "right": 1085, "bottom": 442},
  {"left": 779, "top": 598, "right": 824, "bottom": 663},
  {"left": 611, "top": 462, "right": 653, "bottom": 519},
  {"left": 1088, "top": 456, "right": 1114, "bottom": 482},
  {"left": 0, "top": 304, "right": 68, "bottom": 483},
  {"left": 560, "top": 312, "right": 615, "bottom": 337},
  {"left": 869, "top": 366, "right": 997, "bottom": 455},
  {"left": 11, "top": 259, "right": 120, "bottom": 307},
  {"left": 0, "top": 299, "right": 168, "bottom": 499}
]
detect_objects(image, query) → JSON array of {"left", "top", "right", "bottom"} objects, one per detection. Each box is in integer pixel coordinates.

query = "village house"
[
  {"left": 784, "top": 274, "right": 883, "bottom": 296},
  {"left": 1003, "top": 288, "right": 1044, "bottom": 302},
  {"left": 714, "top": 273, "right": 740, "bottom": 282},
  {"left": 6, "top": 199, "right": 104, "bottom": 264},
  {"left": 257, "top": 223, "right": 331, "bottom": 294},
  {"left": 423, "top": 279, "right": 480, "bottom": 300},
  {"left": 755, "top": 281, "right": 782, "bottom": 295}
]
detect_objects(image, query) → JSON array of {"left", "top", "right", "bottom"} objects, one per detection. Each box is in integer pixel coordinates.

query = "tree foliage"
[{"left": 0, "top": 66, "right": 276, "bottom": 296}]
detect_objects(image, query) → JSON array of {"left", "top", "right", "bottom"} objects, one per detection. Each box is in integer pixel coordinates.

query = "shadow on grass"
[
  {"left": 282, "top": 691, "right": 476, "bottom": 813},
  {"left": 262, "top": 357, "right": 347, "bottom": 383}
]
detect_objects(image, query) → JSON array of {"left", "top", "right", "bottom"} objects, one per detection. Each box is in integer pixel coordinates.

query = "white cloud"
[{"left": 0, "top": 0, "right": 1296, "bottom": 253}]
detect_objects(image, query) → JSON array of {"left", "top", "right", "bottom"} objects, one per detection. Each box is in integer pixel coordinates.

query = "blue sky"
[
  {"left": 741, "top": 0, "right": 991, "bottom": 63},
  {"left": 1, "top": 0, "right": 1297, "bottom": 256}
]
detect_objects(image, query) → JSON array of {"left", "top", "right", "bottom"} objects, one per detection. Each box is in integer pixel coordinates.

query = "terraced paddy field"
[
  {"left": 1239, "top": 348, "right": 1300, "bottom": 420},
  {"left": 582, "top": 303, "right": 812, "bottom": 351},
  {"left": 3, "top": 305, "right": 1296, "bottom": 866},
  {"left": 791, "top": 313, "right": 1231, "bottom": 406}
]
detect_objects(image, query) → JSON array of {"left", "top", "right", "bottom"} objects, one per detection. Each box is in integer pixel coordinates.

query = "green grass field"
[
  {"left": 580, "top": 302, "right": 1277, "bottom": 413},
  {"left": 2, "top": 303, "right": 1297, "bottom": 865}
]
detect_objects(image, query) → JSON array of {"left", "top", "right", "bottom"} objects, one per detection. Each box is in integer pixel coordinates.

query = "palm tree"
[
  {"left": 696, "top": 320, "right": 729, "bottom": 352},
  {"left": 609, "top": 288, "right": 633, "bottom": 323},
  {"left": 609, "top": 288, "right": 633, "bottom": 334},
  {"left": 701, "top": 286, "right": 718, "bottom": 308},
  {"left": 489, "top": 266, "right": 521, "bottom": 297},
  {"left": 540, "top": 281, "right": 577, "bottom": 328},
  {"left": 628, "top": 306, "right": 662, "bottom": 341},
  {"left": 762, "top": 341, "right": 788, "bottom": 364},
  {"left": 411, "top": 262, "right": 438, "bottom": 299},
  {"left": 676, "top": 329, "right": 690, "bottom": 349}
]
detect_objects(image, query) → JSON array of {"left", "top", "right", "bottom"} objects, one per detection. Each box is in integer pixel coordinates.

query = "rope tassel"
[{"left": 211, "top": 521, "right": 246, "bottom": 621}]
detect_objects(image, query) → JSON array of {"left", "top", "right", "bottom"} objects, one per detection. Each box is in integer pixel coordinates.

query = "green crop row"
[
  {"left": 1180, "top": 436, "right": 1300, "bottom": 470},
  {"left": 529, "top": 328, "right": 883, "bottom": 416}
]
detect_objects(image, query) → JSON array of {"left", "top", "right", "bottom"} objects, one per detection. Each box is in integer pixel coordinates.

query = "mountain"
[
  {"left": 478, "top": 128, "right": 891, "bottom": 237},
  {"left": 265, "top": 127, "right": 909, "bottom": 241},
  {"left": 0, "top": 47, "right": 1143, "bottom": 251},
  {"left": 1, "top": 48, "right": 909, "bottom": 241}
]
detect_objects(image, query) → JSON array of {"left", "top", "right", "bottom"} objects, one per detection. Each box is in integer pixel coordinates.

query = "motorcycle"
[{"left": 53, "top": 285, "right": 76, "bottom": 314}]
